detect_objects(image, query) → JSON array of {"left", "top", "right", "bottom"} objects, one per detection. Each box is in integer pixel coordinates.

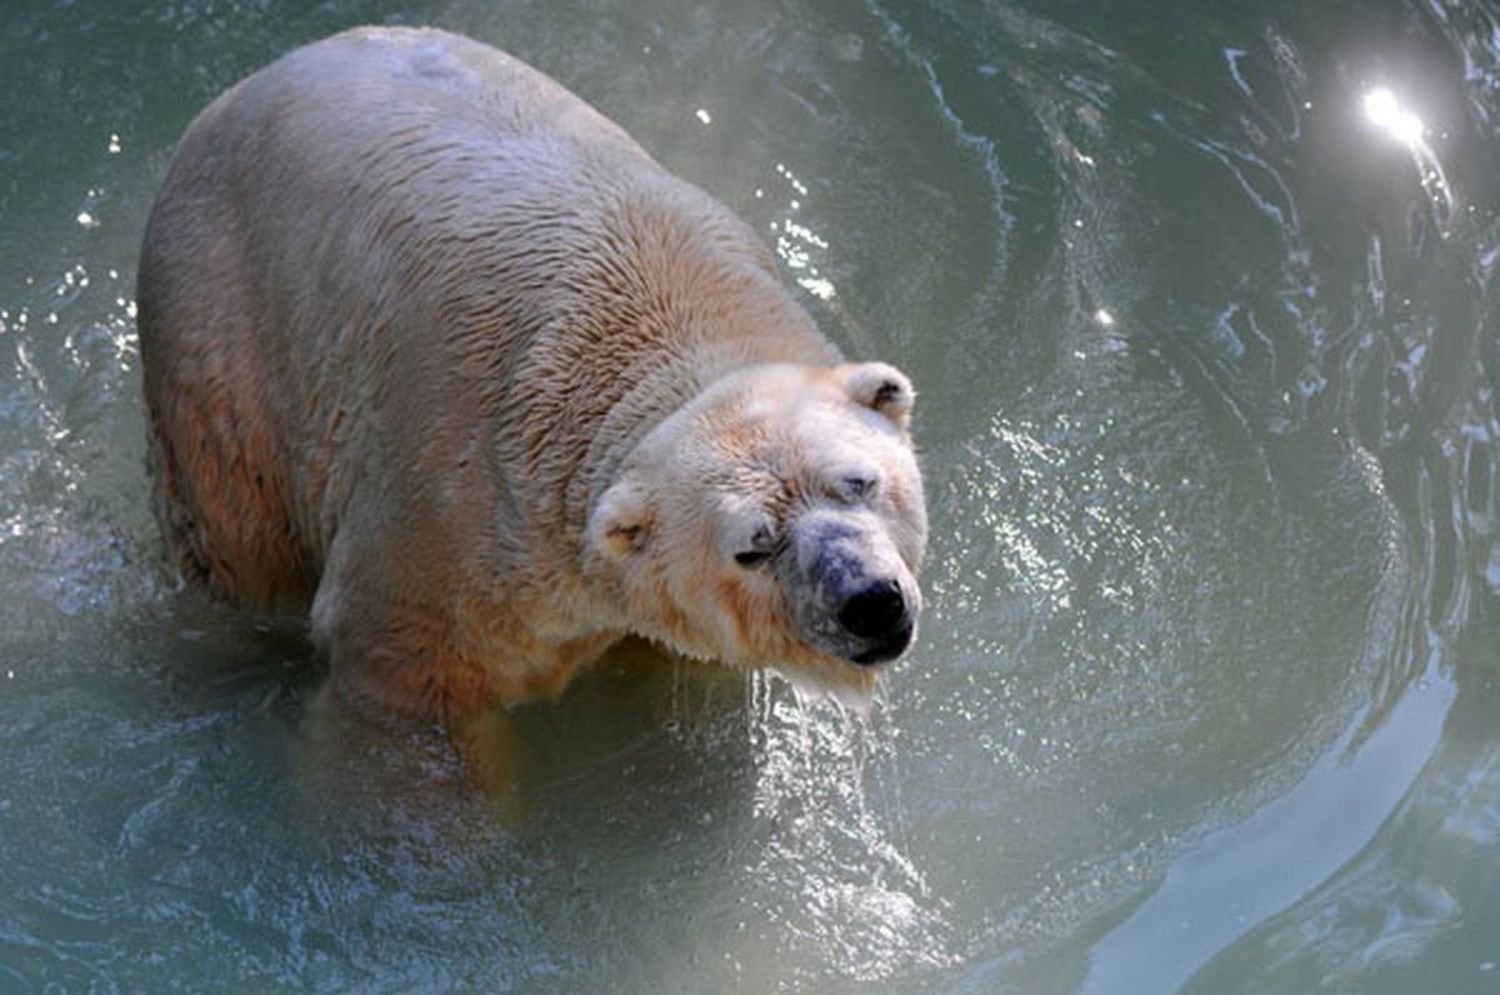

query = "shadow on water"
[{"left": 1, "top": 0, "right": 1499, "bottom": 991}]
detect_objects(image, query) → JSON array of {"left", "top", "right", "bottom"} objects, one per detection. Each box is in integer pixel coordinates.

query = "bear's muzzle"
[{"left": 786, "top": 510, "right": 920, "bottom": 666}]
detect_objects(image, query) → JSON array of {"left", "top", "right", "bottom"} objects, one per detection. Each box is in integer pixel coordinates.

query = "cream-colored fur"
[{"left": 138, "top": 26, "right": 926, "bottom": 722}]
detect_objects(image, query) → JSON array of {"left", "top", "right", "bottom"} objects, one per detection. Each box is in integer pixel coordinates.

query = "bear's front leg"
[{"left": 295, "top": 677, "right": 527, "bottom": 823}]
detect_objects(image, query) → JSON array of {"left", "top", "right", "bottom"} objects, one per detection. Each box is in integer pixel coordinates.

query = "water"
[{"left": 2, "top": 0, "right": 1498, "bottom": 991}]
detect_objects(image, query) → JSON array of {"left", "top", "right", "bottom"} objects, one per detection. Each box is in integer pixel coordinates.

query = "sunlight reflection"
[
  {"left": 1361, "top": 85, "right": 1455, "bottom": 233},
  {"left": 768, "top": 163, "right": 837, "bottom": 301},
  {"left": 1363, "top": 87, "right": 1423, "bottom": 145}
]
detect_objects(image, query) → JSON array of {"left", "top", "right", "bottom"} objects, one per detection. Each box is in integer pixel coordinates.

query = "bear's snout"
[
  {"left": 837, "top": 580, "right": 914, "bottom": 665},
  {"left": 790, "top": 511, "right": 920, "bottom": 667}
]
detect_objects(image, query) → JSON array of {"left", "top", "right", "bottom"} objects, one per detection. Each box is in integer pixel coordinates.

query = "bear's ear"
[
  {"left": 588, "top": 475, "right": 654, "bottom": 560},
  {"left": 835, "top": 362, "right": 915, "bottom": 430}
]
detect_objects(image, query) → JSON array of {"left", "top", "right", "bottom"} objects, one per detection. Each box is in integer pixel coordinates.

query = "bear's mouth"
[{"left": 848, "top": 621, "right": 914, "bottom": 666}]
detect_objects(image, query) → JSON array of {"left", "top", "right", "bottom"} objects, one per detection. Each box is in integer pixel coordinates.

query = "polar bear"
[{"left": 137, "top": 26, "right": 927, "bottom": 722}]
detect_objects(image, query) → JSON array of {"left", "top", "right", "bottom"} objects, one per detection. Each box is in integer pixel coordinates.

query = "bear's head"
[{"left": 587, "top": 361, "right": 927, "bottom": 698}]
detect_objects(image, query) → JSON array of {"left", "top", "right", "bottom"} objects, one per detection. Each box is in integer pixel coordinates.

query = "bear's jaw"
[
  {"left": 653, "top": 629, "right": 883, "bottom": 713},
  {"left": 766, "top": 651, "right": 881, "bottom": 712}
]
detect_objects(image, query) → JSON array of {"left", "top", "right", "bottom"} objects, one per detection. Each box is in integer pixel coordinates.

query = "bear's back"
[
  {"left": 220, "top": 26, "right": 650, "bottom": 168},
  {"left": 137, "top": 27, "right": 829, "bottom": 617}
]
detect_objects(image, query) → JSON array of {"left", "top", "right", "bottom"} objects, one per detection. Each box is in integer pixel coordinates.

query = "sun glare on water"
[
  {"left": 1360, "top": 84, "right": 1455, "bottom": 232},
  {"left": 1363, "top": 87, "right": 1424, "bottom": 145}
]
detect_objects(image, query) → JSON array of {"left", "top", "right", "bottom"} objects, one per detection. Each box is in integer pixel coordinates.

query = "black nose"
[{"left": 837, "top": 580, "right": 907, "bottom": 640}]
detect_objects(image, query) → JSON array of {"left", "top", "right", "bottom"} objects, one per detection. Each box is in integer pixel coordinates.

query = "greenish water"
[{"left": 2, "top": 0, "right": 1498, "bottom": 991}]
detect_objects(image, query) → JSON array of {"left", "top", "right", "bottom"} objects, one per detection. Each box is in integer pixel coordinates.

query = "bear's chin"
[{"left": 767, "top": 659, "right": 881, "bottom": 715}]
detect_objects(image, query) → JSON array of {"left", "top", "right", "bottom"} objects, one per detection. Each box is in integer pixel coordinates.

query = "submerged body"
[{"left": 138, "top": 26, "right": 926, "bottom": 721}]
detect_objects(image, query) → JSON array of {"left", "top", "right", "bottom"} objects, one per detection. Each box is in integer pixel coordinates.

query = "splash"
[{"left": 739, "top": 671, "right": 955, "bottom": 980}]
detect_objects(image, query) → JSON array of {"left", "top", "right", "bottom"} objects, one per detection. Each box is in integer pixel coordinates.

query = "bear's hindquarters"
[{"left": 138, "top": 195, "right": 320, "bottom": 613}]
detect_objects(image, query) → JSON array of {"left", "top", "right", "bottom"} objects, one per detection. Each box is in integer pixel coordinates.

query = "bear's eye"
[
  {"left": 734, "top": 549, "right": 773, "bottom": 568},
  {"left": 840, "top": 475, "right": 879, "bottom": 501}
]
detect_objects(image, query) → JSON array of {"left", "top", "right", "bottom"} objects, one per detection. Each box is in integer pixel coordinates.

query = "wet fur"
[{"left": 139, "top": 26, "right": 920, "bottom": 722}]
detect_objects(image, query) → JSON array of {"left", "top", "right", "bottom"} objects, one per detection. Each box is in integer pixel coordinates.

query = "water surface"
[{"left": 2, "top": 0, "right": 1498, "bottom": 991}]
